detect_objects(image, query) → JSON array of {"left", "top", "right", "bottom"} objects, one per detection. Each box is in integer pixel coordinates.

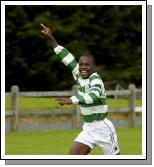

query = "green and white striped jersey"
[{"left": 54, "top": 45, "right": 108, "bottom": 122}]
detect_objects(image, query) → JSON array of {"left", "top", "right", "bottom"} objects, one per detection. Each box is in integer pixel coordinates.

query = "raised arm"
[
  {"left": 41, "top": 24, "right": 78, "bottom": 74},
  {"left": 40, "top": 24, "right": 76, "bottom": 105},
  {"left": 40, "top": 24, "right": 58, "bottom": 48}
]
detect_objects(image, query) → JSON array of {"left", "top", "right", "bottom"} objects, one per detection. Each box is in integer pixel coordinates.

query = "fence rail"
[
  {"left": 5, "top": 91, "right": 73, "bottom": 97},
  {"left": 5, "top": 84, "right": 142, "bottom": 131},
  {"left": 5, "top": 90, "right": 132, "bottom": 97}
]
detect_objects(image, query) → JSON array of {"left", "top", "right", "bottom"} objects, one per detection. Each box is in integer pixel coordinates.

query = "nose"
[{"left": 80, "top": 64, "right": 87, "bottom": 69}]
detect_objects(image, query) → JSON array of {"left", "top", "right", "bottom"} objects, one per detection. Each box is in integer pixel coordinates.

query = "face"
[{"left": 79, "top": 56, "right": 95, "bottom": 79}]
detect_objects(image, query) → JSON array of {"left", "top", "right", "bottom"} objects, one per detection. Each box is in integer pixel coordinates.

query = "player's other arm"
[
  {"left": 71, "top": 79, "right": 102, "bottom": 105},
  {"left": 55, "top": 84, "right": 102, "bottom": 106}
]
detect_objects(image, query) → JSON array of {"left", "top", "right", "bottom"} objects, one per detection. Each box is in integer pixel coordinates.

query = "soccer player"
[{"left": 40, "top": 24, "right": 120, "bottom": 155}]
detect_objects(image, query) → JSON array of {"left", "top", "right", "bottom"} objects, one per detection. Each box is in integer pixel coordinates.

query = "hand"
[
  {"left": 40, "top": 24, "right": 53, "bottom": 40},
  {"left": 56, "top": 98, "right": 73, "bottom": 105},
  {"left": 40, "top": 23, "right": 58, "bottom": 48}
]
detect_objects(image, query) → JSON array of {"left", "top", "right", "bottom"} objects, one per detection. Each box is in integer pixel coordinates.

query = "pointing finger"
[{"left": 40, "top": 23, "right": 47, "bottom": 28}]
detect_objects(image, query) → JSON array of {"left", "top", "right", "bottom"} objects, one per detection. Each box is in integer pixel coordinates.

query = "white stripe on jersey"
[
  {"left": 61, "top": 53, "right": 75, "bottom": 66},
  {"left": 90, "top": 78, "right": 103, "bottom": 86},
  {"left": 80, "top": 105, "right": 108, "bottom": 115},
  {"left": 78, "top": 91, "right": 93, "bottom": 104},
  {"left": 54, "top": 45, "right": 63, "bottom": 54}
]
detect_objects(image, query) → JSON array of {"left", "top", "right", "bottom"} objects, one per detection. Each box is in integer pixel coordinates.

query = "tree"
[{"left": 5, "top": 5, "right": 142, "bottom": 91}]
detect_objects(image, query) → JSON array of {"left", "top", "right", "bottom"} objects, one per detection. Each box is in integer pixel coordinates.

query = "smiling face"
[{"left": 79, "top": 55, "right": 96, "bottom": 79}]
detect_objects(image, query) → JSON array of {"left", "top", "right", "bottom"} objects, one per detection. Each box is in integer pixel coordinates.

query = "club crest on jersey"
[{"left": 85, "top": 85, "right": 90, "bottom": 92}]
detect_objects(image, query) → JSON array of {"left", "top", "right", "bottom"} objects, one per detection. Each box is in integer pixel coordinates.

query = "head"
[{"left": 79, "top": 54, "right": 96, "bottom": 79}]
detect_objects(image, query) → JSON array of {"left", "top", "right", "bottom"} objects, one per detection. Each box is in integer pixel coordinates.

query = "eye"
[{"left": 85, "top": 63, "right": 90, "bottom": 67}]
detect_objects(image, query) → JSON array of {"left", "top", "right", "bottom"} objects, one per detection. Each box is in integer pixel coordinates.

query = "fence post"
[
  {"left": 128, "top": 83, "right": 136, "bottom": 127},
  {"left": 72, "top": 85, "right": 80, "bottom": 129},
  {"left": 114, "top": 84, "right": 120, "bottom": 99},
  {"left": 10, "top": 85, "right": 19, "bottom": 131}
]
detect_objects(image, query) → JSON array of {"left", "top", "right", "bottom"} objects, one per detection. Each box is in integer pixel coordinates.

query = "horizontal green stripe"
[
  {"left": 91, "top": 84, "right": 102, "bottom": 89},
  {"left": 90, "top": 87, "right": 101, "bottom": 92},
  {"left": 83, "top": 112, "right": 108, "bottom": 122},
  {"left": 90, "top": 74, "right": 101, "bottom": 82},
  {"left": 67, "top": 59, "right": 78, "bottom": 71},
  {"left": 89, "top": 93, "right": 98, "bottom": 102},
  {"left": 76, "top": 94, "right": 86, "bottom": 104},
  {"left": 58, "top": 48, "right": 70, "bottom": 60},
  {"left": 81, "top": 98, "right": 106, "bottom": 107}
]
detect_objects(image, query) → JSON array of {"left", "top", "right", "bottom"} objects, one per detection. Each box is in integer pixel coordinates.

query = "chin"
[{"left": 81, "top": 75, "right": 89, "bottom": 79}]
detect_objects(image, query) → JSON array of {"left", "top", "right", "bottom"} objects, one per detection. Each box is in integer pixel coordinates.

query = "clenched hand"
[{"left": 56, "top": 98, "right": 73, "bottom": 105}]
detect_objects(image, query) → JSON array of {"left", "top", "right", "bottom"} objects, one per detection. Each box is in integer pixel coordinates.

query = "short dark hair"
[{"left": 80, "top": 53, "right": 96, "bottom": 65}]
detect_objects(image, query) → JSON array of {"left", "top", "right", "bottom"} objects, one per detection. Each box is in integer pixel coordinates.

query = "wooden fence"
[{"left": 5, "top": 84, "right": 142, "bottom": 131}]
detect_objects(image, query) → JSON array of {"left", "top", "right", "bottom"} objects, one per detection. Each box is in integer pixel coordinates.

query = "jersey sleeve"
[{"left": 54, "top": 45, "right": 79, "bottom": 80}]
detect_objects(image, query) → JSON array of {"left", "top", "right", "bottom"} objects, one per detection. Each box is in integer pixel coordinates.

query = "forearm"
[
  {"left": 48, "top": 36, "right": 59, "bottom": 48},
  {"left": 70, "top": 93, "right": 96, "bottom": 105},
  {"left": 54, "top": 45, "right": 78, "bottom": 72},
  {"left": 70, "top": 84, "right": 103, "bottom": 105},
  {"left": 56, "top": 98, "right": 72, "bottom": 105},
  {"left": 41, "top": 24, "right": 58, "bottom": 48}
]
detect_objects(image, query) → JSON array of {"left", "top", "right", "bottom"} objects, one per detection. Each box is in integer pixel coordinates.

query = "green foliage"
[
  {"left": 5, "top": 128, "right": 142, "bottom": 155},
  {"left": 5, "top": 5, "right": 142, "bottom": 91}
]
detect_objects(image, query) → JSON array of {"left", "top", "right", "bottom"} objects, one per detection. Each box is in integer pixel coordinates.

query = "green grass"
[
  {"left": 5, "top": 97, "right": 142, "bottom": 155},
  {"left": 5, "top": 97, "right": 72, "bottom": 111},
  {"left": 107, "top": 98, "right": 141, "bottom": 108},
  {"left": 5, "top": 127, "right": 142, "bottom": 155},
  {"left": 5, "top": 97, "right": 142, "bottom": 111}
]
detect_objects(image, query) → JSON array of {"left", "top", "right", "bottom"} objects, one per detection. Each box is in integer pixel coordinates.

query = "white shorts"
[{"left": 74, "top": 118, "right": 120, "bottom": 155}]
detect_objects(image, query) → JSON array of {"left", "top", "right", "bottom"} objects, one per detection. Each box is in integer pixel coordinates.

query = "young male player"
[{"left": 41, "top": 24, "right": 120, "bottom": 155}]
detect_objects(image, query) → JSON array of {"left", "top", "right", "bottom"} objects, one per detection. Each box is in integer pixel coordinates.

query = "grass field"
[
  {"left": 5, "top": 127, "right": 142, "bottom": 155},
  {"left": 5, "top": 97, "right": 142, "bottom": 111},
  {"left": 5, "top": 97, "right": 142, "bottom": 155}
]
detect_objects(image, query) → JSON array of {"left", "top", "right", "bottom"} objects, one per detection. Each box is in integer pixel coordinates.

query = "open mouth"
[
  {"left": 81, "top": 71, "right": 87, "bottom": 75},
  {"left": 80, "top": 70, "right": 89, "bottom": 78}
]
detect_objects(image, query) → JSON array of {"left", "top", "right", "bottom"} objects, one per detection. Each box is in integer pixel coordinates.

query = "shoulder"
[
  {"left": 89, "top": 72, "right": 103, "bottom": 86},
  {"left": 89, "top": 72, "right": 102, "bottom": 81}
]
